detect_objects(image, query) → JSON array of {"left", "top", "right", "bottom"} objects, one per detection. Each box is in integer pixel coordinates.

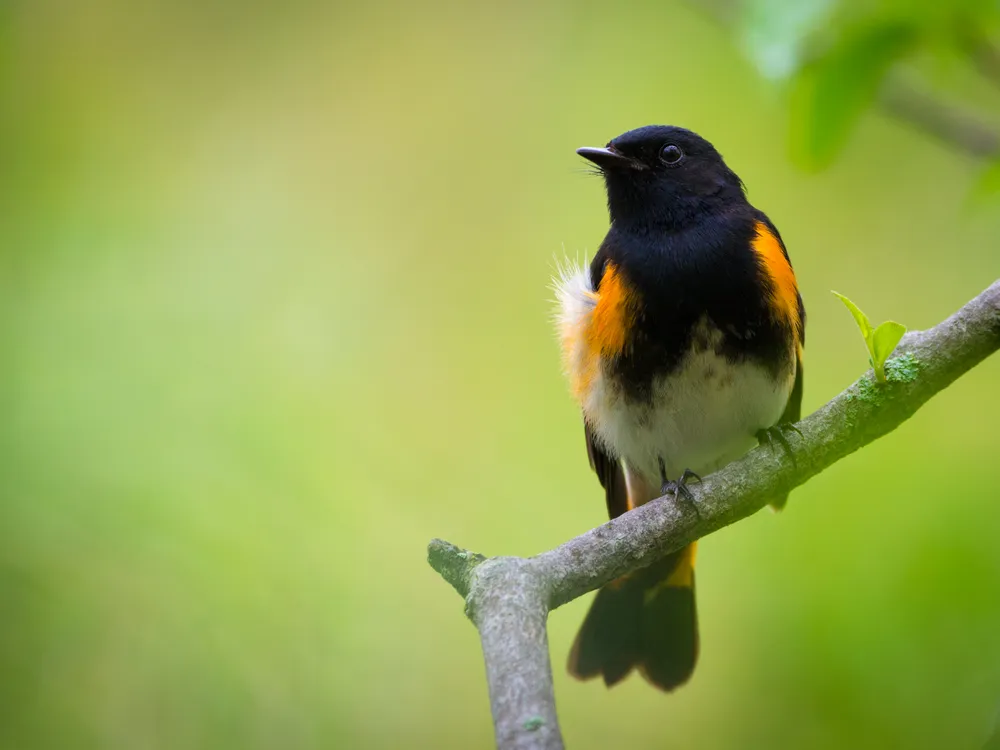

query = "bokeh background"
[{"left": 2, "top": 1, "right": 999, "bottom": 748}]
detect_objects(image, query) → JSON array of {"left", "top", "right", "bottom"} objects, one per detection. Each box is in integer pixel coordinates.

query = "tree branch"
[
  {"left": 878, "top": 78, "right": 1000, "bottom": 159},
  {"left": 428, "top": 281, "right": 1000, "bottom": 750}
]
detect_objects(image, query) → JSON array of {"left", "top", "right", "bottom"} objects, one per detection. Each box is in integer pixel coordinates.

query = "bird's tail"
[{"left": 567, "top": 543, "right": 698, "bottom": 691}]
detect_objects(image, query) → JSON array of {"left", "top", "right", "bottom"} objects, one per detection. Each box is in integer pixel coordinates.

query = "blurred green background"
[{"left": 2, "top": 1, "right": 999, "bottom": 748}]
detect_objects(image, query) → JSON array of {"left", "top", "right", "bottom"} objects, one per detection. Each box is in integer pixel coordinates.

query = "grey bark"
[{"left": 427, "top": 280, "right": 1000, "bottom": 750}]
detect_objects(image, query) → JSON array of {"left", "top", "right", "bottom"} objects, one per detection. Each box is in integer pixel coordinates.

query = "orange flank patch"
[
  {"left": 563, "top": 261, "right": 639, "bottom": 403},
  {"left": 752, "top": 222, "right": 802, "bottom": 343},
  {"left": 586, "top": 261, "right": 638, "bottom": 358},
  {"left": 664, "top": 542, "right": 697, "bottom": 589}
]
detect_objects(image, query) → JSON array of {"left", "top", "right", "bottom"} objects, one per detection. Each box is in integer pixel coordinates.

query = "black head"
[{"left": 577, "top": 125, "right": 746, "bottom": 228}]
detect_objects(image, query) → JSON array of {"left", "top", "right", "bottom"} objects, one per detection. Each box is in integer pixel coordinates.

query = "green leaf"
[
  {"left": 790, "top": 22, "right": 917, "bottom": 169},
  {"left": 833, "top": 290, "right": 907, "bottom": 384},
  {"left": 832, "top": 291, "right": 874, "bottom": 347},
  {"left": 871, "top": 320, "right": 907, "bottom": 370},
  {"left": 739, "top": 0, "right": 833, "bottom": 80}
]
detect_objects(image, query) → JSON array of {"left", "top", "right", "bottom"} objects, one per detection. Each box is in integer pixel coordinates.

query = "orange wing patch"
[{"left": 752, "top": 222, "right": 802, "bottom": 346}]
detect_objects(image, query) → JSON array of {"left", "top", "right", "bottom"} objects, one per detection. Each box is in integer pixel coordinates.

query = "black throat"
[{"left": 603, "top": 168, "right": 747, "bottom": 231}]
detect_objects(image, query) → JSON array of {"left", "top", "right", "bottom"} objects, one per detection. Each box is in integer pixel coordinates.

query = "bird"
[{"left": 554, "top": 125, "right": 805, "bottom": 692}]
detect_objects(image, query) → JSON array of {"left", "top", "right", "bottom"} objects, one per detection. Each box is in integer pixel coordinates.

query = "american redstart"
[{"left": 555, "top": 125, "right": 805, "bottom": 691}]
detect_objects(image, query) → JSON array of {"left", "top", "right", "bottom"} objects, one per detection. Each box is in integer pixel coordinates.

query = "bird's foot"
[
  {"left": 659, "top": 460, "right": 702, "bottom": 519},
  {"left": 756, "top": 423, "right": 803, "bottom": 467}
]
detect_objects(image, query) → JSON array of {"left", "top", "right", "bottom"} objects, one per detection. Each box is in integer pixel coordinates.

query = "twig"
[
  {"left": 878, "top": 78, "right": 1000, "bottom": 159},
  {"left": 428, "top": 281, "right": 1000, "bottom": 750}
]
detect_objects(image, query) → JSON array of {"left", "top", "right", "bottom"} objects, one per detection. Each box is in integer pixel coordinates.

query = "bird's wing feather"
[{"left": 585, "top": 422, "right": 629, "bottom": 519}]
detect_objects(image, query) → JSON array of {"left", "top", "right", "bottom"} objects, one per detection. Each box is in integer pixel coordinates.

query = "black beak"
[{"left": 576, "top": 146, "right": 646, "bottom": 171}]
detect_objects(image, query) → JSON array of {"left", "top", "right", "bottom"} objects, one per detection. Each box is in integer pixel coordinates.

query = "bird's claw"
[
  {"left": 756, "top": 423, "right": 802, "bottom": 467},
  {"left": 659, "top": 461, "right": 702, "bottom": 519}
]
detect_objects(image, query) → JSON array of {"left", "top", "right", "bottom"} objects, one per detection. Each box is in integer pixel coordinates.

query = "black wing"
[
  {"left": 585, "top": 422, "right": 629, "bottom": 520},
  {"left": 769, "top": 355, "right": 803, "bottom": 510},
  {"left": 780, "top": 353, "right": 803, "bottom": 425}
]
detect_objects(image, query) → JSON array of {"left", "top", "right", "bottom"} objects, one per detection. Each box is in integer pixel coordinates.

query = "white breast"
[{"left": 591, "top": 327, "right": 794, "bottom": 485}]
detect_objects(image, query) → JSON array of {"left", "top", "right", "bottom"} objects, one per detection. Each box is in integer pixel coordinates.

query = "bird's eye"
[{"left": 659, "top": 144, "right": 683, "bottom": 165}]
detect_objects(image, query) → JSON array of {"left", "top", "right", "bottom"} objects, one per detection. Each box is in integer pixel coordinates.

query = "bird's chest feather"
[{"left": 590, "top": 319, "right": 795, "bottom": 483}]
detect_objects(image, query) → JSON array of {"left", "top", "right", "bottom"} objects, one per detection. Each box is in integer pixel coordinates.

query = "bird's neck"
[{"left": 607, "top": 185, "right": 746, "bottom": 232}]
